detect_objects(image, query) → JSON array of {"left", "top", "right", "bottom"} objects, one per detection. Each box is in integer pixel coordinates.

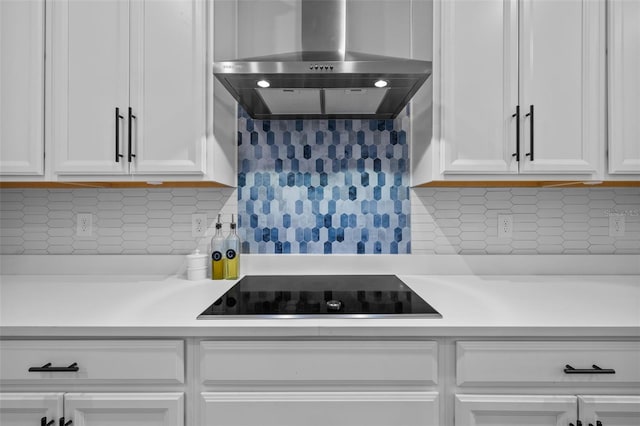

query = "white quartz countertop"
[{"left": 1, "top": 274, "right": 639, "bottom": 338}]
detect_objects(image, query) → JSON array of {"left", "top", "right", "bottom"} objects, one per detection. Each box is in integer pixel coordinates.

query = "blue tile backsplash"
[{"left": 237, "top": 107, "right": 411, "bottom": 254}]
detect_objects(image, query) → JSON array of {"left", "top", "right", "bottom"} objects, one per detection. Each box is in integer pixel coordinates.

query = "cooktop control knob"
[{"left": 326, "top": 300, "right": 343, "bottom": 311}]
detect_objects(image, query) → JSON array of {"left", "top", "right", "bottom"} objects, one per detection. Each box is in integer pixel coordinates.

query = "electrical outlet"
[
  {"left": 609, "top": 214, "right": 625, "bottom": 237},
  {"left": 498, "top": 214, "right": 513, "bottom": 238},
  {"left": 192, "top": 213, "right": 208, "bottom": 237},
  {"left": 76, "top": 213, "right": 93, "bottom": 237}
]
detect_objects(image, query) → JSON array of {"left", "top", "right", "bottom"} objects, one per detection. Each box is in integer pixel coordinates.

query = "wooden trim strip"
[
  {"left": 0, "top": 181, "right": 231, "bottom": 189},
  {"left": 414, "top": 181, "right": 640, "bottom": 188},
  {"left": 1, "top": 181, "right": 638, "bottom": 189}
]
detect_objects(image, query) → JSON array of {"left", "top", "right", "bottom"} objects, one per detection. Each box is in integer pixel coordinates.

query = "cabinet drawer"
[
  {"left": 0, "top": 340, "right": 184, "bottom": 384},
  {"left": 201, "top": 392, "right": 439, "bottom": 426},
  {"left": 456, "top": 341, "right": 640, "bottom": 386},
  {"left": 201, "top": 340, "right": 438, "bottom": 386}
]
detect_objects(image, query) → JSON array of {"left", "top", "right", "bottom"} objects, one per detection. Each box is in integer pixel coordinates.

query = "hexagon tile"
[{"left": 237, "top": 107, "right": 411, "bottom": 254}]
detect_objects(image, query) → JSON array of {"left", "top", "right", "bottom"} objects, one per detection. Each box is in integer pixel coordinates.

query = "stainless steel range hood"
[{"left": 213, "top": 0, "right": 431, "bottom": 120}]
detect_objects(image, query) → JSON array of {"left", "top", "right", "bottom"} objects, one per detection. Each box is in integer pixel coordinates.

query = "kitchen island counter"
[{"left": 1, "top": 273, "right": 638, "bottom": 338}]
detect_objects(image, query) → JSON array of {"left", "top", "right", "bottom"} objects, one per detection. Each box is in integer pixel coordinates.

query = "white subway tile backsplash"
[
  {"left": 537, "top": 245, "right": 564, "bottom": 254},
  {"left": 0, "top": 187, "right": 638, "bottom": 255},
  {"left": 537, "top": 209, "right": 564, "bottom": 218},
  {"left": 485, "top": 200, "right": 513, "bottom": 210},
  {"left": 410, "top": 187, "right": 639, "bottom": 255}
]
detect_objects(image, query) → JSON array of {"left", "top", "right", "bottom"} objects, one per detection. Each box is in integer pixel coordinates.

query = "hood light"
[
  {"left": 257, "top": 80, "right": 271, "bottom": 88},
  {"left": 374, "top": 79, "right": 388, "bottom": 88}
]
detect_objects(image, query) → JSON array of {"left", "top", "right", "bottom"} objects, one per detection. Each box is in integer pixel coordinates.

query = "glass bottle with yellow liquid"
[
  {"left": 224, "top": 214, "right": 240, "bottom": 279},
  {"left": 210, "top": 215, "right": 225, "bottom": 280}
]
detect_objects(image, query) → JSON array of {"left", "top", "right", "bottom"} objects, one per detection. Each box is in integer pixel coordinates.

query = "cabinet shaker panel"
[{"left": 0, "top": 0, "right": 44, "bottom": 175}]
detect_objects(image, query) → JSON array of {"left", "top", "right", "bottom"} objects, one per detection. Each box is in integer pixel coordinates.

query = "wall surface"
[
  {"left": 1, "top": 187, "right": 638, "bottom": 255},
  {"left": 2, "top": 1, "right": 638, "bottom": 256}
]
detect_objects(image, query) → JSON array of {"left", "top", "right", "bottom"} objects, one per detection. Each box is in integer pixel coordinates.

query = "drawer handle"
[
  {"left": 28, "top": 362, "right": 79, "bottom": 372},
  {"left": 564, "top": 364, "right": 615, "bottom": 374},
  {"left": 41, "top": 417, "right": 55, "bottom": 426},
  {"left": 60, "top": 417, "right": 72, "bottom": 426}
]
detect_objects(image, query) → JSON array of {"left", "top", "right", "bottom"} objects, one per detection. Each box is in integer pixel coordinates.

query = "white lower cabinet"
[
  {"left": 198, "top": 340, "right": 440, "bottom": 426},
  {"left": 64, "top": 393, "right": 184, "bottom": 426},
  {"left": 202, "top": 392, "right": 439, "bottom": 426},
  {"left": 0, "top": 340, "right": 185, "bottom": 426},
  {"left": 0, "top": 393, "right": 63, "bottom": 426},
  {"left": 456, "top": 341, "right": 640, "bottom": 387},
  {"left": 455, "top": 394, "right": 640, "bottom": 426},
  {"left": 455, "top": 341, "right": 640, "bottom": 426},
  {"left": 200, "top": 340, "right": 438, "bottom": 386},
  {"left": 4, "top": 338, "right": 639, "bottom": 425},
  {"left": 455, "top": 394, "right": 576, "bottom": 426},
  {"left": 0, "top": 392, "right": 183, "bottom": 426},
  {"left": 579, "top": 395, "right": 640, "bottom": 426},
  {"left": 0, "top": 340, "right": 185, "bottom": 385}
]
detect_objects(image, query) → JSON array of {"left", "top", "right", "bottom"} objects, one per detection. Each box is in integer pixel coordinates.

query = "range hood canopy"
[{"left": 213, "top": 0, "right": 431, "bottom": 120}]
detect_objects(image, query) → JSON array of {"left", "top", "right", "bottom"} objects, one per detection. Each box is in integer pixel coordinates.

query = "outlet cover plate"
[
  {"left": 76, "top": 213, "right": 93, "bottom": 237},
  {"left": 498, "top": 214, "right": 513, "bottom": 238},
  {"left": 192, "top": 213, "right": 208, "bottom": 237},
  {"left": 609, "top": 214, "right": 625, "bottom": 237}
]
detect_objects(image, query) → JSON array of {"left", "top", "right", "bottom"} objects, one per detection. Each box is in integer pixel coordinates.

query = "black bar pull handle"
[
  {"left": 128, "top": 107, "right": 136, "bottom": 162},
  {"left": 41, "top": 417, "right": 55, "bottom": 426},
  {"left": 564, "top": 364, "right": 615, "bottom": 374},
  {"left": 588, "top": 422, "right": 603, "bottom": 426},
  {"left": 29, "top": 362, "right": 79, "bottom": 372},
  {"left": 511, "top": 105, "right": 520, "bottom": 161},
  {"left": 115, "top": 108, "right": 124, "bottom": 162},
  {"left": 525, "top": 104, "right": 534, "bottom": 161},
  {"left": 570, "top": 422, "right": 582, "bottom": 426},
  {"left": 60, "top": 417, "right": 72, "bottom": 426}
]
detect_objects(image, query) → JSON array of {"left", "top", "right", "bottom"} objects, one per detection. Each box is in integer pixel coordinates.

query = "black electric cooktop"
[{"left": 197, "top": 275, "right": 442, "bottom": 319}]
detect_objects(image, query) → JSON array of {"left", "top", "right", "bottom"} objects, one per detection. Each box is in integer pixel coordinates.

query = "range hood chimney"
[{"left": 213, "top": 0, "right": 431, "bottom": 120}]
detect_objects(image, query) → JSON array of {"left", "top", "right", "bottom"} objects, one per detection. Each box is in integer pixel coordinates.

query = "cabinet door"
[
  {"left": 580, "top": 395, "right": 640, "bottom": 426},
  {"left": 128, "top": 0, "right": 206, "bottom": 175},
  {"left": 64, "top": 393, "right": 183, "bottom": 426},
  {"left": 51, "top": 0, "right": 129, "bottom": 175},
  {"left": 202, "top": 392, "right": 439, "bottom": 426},
  {"left": 439, "top": 0, "right": 519, "bottom": 174},
  {"left": 0, "top": 0, "right": 44, "bottom": 175},
  {"left": 0, "top": 393, "right": 63, "bottom": 426},
  {"left": 455, "top": 394, "right": 576, "bottom": 426},
  {"left": 518, "top": 0, "right": 604, "bottom": 175},
  {"left": 608, "top": 0, "right": 640, "bottom": 174}
]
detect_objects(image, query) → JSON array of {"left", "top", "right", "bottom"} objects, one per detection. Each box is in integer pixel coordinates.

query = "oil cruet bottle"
[
  {"left": 210, "top": 214, "right": 225, "bottom": 280},
  {"left": 224, "top": 214, "right": 240, "bottom": 279}
]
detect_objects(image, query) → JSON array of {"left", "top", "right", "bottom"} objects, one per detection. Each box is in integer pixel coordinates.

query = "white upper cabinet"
[
  {"left": 439, "top": 0, "right": 518, "bottom": 175},
  {"left": 0, "top": 0, "right": 44, "bottom": 176},
  {"left": 50, "top": 0, "right": 129, "bottom": 175},
  {"left": 51, "top": 0, "right": 206, "bottom": 178},
  {"left": 433, "top": 0, "right": 605, "bottom": 181},
  {"left": 607, "top": 0, "right": 640, "bottom": 175},
  {"left": 518, "top": 0, "right": 604, "bottom": 175},
  {"left": 128, "top": 0, "right": 205, "bottom": 175}
]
